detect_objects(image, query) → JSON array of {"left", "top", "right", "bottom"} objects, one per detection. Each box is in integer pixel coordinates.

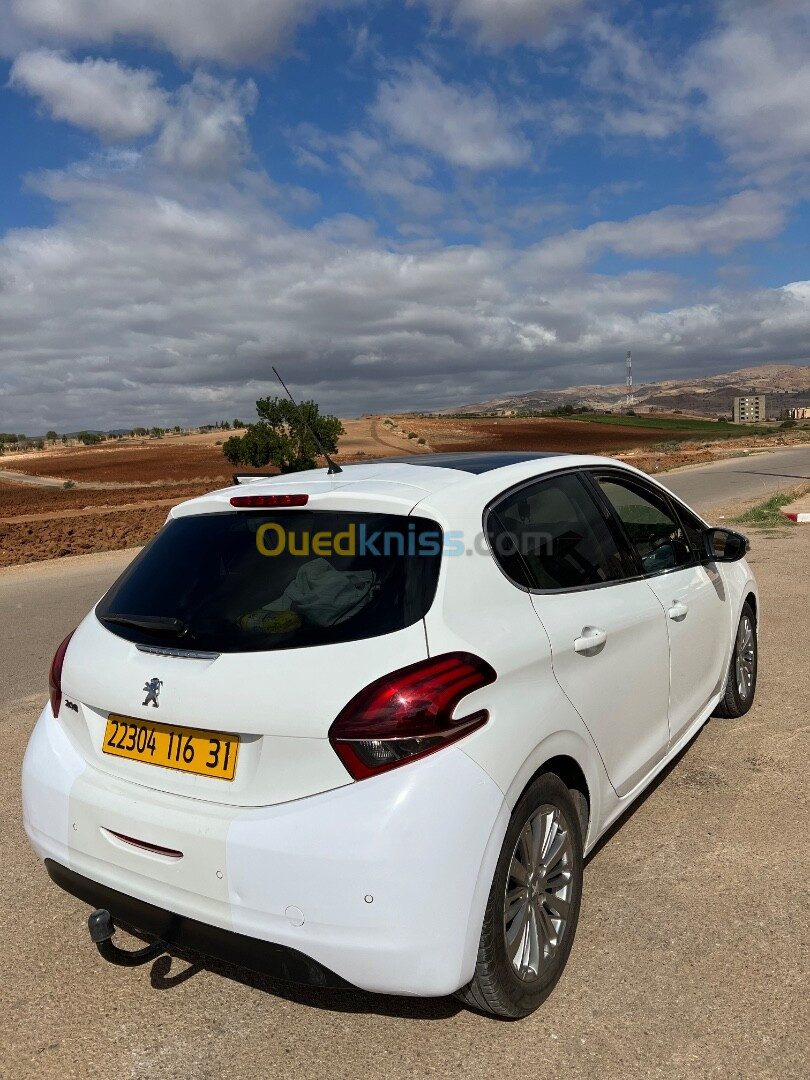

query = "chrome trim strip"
[{"left": 135, "top": 644, "right": 220, "bottom": 660}]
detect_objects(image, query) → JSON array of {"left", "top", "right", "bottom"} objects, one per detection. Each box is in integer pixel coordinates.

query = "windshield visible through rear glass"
[{"left": 96, "top": 511, "right": 443, "bottom": 652}]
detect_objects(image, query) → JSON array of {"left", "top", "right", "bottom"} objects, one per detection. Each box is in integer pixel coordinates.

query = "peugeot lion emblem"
[{"left": 142, "top": 677, "right": 163, "bottom": 708}]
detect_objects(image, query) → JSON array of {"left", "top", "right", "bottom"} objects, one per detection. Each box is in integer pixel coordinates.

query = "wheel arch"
[
  {"left": 501, "top": 731, "right": 606, "bottom": 853},
  {"left": 744, "top": 590, "right": 757, "bottom": 623}
]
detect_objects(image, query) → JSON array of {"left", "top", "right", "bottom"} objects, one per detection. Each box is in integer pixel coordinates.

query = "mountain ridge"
[{"left": 449, "top": 364, "right": 810, "bottom": 417}]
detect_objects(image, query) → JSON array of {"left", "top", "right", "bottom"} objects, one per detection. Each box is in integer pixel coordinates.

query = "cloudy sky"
[{"left": 1, "top": 0, "right": 808, "bottom": 432}]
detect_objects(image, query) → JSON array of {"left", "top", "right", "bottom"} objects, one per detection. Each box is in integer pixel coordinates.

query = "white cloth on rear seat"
[{"left": 263, "top": 557, "right": 377, "bottom": 626}]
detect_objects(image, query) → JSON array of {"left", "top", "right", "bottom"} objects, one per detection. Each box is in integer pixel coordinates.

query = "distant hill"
[{"left": 449, "top": 364, "right": 810, "bottom": 417}]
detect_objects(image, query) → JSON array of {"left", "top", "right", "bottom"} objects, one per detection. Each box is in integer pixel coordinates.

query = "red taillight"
[
  {"left": 49, "top": 629, "right": 76, "bottom": 717},
  {"left": 328, "top": 652, "right": 496, "bottom": 780},
  {"left": 229, "top": 494, "right": 309, "bottom": 508}
]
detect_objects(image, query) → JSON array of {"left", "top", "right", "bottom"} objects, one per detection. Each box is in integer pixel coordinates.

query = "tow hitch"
[{"left": 87, "top": 909, "right": 166, "bottom": 966}]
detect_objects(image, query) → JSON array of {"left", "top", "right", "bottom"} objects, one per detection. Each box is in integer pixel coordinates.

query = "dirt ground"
[
  {"left": 415, "top": 416, "right": 697, "bottom": 452},
  {"left": 0, "top": 482, "right": 214, "bottom": 568},
  {"left": 1, "top": 441, "right": 235, "bottom": 485},
  {"left": 1, "top": 521, "right": 807, "bottom": 1079}
]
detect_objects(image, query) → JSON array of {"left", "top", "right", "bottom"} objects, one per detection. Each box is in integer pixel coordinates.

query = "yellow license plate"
[{"left": 103, "top": 715, "right": 239, "bottom": 781}]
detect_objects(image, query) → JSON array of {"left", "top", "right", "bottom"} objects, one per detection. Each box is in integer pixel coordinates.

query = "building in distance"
[{"left": 733, "top": 395, "right": 766, "bottom": 423}]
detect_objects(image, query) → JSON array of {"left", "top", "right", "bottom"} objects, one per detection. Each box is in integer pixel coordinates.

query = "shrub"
[{"left": 223, "top": 397, "right": 343, "bottom": 472}]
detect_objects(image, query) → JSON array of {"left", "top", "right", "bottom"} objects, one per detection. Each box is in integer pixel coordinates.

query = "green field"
[
  {"left": 568, "top": 413, "right": 775, "bottom": 436},
  {"left": 428, "top": 410, "right": 777, "bottom": 438}
]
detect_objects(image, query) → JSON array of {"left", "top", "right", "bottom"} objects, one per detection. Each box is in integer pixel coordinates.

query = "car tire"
[
  {"left": 713, "top": 602, "right": 757, "bottom": 719},
  {"left": 456, "top": 772, "right": 583, "bottom": 1019}
]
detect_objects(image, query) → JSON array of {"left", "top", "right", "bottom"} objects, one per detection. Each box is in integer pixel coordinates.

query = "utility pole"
[{"left": 626, "top": 350, "right": 634, "bottom": 407}]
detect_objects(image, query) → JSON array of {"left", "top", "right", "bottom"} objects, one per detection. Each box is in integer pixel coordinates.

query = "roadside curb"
[{"left": 782, "top": 512, "right": 810, "bottom": 522}]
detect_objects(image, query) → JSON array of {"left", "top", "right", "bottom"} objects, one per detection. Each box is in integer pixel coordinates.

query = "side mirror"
[{"left": 702, "top": 527, "right": 749, "bottom": 563}]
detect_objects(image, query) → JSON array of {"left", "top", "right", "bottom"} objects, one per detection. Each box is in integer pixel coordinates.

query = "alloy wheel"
[
  {"left": 504, "top": 804, "right": 574, "bottom": 981},
  {"left": 735, "top": 615, "right": 755, "bottom": 700}
]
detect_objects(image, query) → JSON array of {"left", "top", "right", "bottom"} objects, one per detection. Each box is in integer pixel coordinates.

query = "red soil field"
[
  {"left": 420, "top": 417, "right": 697, "bottom": 454},
  {"left": 3, "top": 443, "right": 235, "bottom": 484},
  {"left": 0, "top": 506, "right": 170, "bottom": 568},
  {"left": 0, "top": 481, "right": 210, "bottom": 517}
]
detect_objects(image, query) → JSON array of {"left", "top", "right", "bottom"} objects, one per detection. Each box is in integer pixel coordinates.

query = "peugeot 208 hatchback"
[{"left": 23, "top": 453, "right": 758, "bottom": 1018}]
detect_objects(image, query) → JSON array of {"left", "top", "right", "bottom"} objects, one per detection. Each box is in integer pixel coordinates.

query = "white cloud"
[
  {"left": 0, "top": 159, "right": 807, "bottom": 433},
  {"left": 291, "top": 124, "right": 445, "bottom": 215},
  {"left": 687, "top": 0, "right": 810, "bottom": 181},
  {"left": 9, "top": 49, "right": 167, "bottom": 140},
  {"left": 372, "top": 65, "right": 529, "bottom": 170},
  {"left": 10, "top": 0, "right": 361, "bottom": 64},
  {"left": 154, "top": 72, "right": 257, "bottom": 178},
  {"left": 415, "top": 0, "right": 583, "bottom": 47},
  {"left": 527, "top": 191, "right": 788, "bottom": 272},
  {"left": 579, "top": 17, "right": 690, "bottom": 140}
]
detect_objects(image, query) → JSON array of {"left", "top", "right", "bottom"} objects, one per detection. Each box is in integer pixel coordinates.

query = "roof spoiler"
[{"left": 232, "top": 473, "right": 275, "bottom": 485}]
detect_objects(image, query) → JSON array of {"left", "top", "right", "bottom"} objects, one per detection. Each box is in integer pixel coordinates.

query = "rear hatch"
[{"left": 59, "top": 503, "right": 443, "bottom": 807}]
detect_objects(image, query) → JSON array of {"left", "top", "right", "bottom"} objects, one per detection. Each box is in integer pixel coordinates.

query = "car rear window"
[{"left": 96, "top": 511, "right": 443, "bottom": 653}]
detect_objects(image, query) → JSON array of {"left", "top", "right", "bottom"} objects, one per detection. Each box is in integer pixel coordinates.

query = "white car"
[{"left": 23, "top": 452, "right": 758, "bottom": 1018}]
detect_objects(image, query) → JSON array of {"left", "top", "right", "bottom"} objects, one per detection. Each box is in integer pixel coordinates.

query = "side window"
[
  {"left": 489, "top": 473, "right": 632, "bottom": 591},
  {"left": 672, "top": 500, "right": 706, "bottom": 558},
  {"left": 595, "top": 476, "right": 692, "bottom": 575}
]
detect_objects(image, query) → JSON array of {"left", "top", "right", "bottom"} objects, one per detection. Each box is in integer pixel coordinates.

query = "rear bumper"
[
  {"left": 23, "top": 705, "right": 509, "bottom": 997},
  {"left": 45, "top": 860, "right": 353, "bottom": 989}
]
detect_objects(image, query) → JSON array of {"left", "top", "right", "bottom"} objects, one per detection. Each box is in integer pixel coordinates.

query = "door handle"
[
  {"left": 574, "top": 627, "right": 607, "bottom": 653},
  {"left": 667, "top": 600, "right": 689, "bottom": 621}
]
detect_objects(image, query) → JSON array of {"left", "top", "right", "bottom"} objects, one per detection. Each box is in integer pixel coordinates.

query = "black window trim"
[
  {"left": 482, "top": 466, "right": 647, "bottom": 596},
  {"left": 581, "top": 467, "right": 705, "bottom": 581}
]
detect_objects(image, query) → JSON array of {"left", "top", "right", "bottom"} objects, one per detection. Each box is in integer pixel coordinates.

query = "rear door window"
[
  {"left": 96, "top": 511, "right": 443, "bottom": 653},
  {"left": 488, "top": 472, "right": 633, "bottom": 591}
]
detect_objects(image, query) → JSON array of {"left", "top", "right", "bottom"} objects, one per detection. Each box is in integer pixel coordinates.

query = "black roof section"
[{"left": 374, "top": 451, "right": 564, "bottom": 474}]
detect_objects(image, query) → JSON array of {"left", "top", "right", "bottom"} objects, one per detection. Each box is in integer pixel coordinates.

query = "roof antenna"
[{"left": 272, "top": 366, "right": 343, "bottom": 475}]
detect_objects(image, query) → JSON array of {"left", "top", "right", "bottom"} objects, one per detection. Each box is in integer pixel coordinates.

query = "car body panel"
[
  {"left": 643, "top": 562, "right": 731, "bottom": 746},
  {"left": 531, "top": 581, "right": 671, "bottom": 798}
]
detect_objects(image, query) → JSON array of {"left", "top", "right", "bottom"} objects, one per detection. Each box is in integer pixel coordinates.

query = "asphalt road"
[
  {"left": 658, "top": 445, "right": 810, "bottom": 515},
  {"left": 1, "top": 448, "right": 809, "bottom": 1079}
]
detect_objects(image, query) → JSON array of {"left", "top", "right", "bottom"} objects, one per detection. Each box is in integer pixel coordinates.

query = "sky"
[{"left": 0, "top": 0, "right": 808, "bottom": 432}]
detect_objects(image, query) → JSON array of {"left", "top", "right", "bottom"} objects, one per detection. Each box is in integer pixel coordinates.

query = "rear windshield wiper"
[{"left": 101, "top": 614, "right": 192, "bottom": 638}]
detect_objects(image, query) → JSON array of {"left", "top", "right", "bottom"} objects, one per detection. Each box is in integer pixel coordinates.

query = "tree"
[
  {"left": 46, "top": 430, "right": 58, "bottom": 442},
  {"left": 233, "top": 418, "right": 244, "bottom": 429},
  {"left": 77, "top": 431, "right": 103, "bottom": 445},
  {"left": 222, "top": 397, "right": 343, "bottom": 473}
]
